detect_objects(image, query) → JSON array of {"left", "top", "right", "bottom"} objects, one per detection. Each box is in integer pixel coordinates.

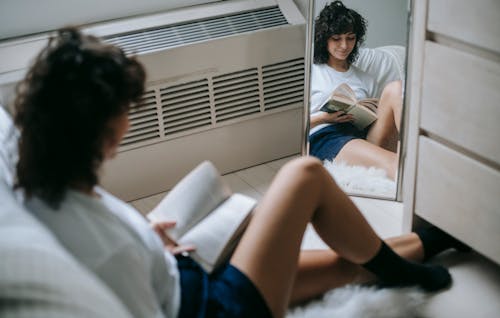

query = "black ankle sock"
[
  {"left": 415, "top": 226, "right": 471, "bottom": 261},
  {"left": 362, "top": 241, "right": 452, "bottom": 292}
]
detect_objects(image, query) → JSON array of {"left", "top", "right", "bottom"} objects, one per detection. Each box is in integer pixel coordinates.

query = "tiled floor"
[{"left": 130, "top": 155, "right": 500, "bottom": 317}]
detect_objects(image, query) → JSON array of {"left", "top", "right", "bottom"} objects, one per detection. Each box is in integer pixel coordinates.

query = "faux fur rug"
[
  {"left": 287, "top": 285, "right": 426, "bottom": 318},
  {"left": 323, "top": 160, "right": 396, "bottom": 198}
]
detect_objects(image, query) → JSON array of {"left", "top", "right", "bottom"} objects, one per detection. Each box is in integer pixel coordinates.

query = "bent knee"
[
  {"left": 280, "top": 157, "right": 324, "bottom": 179},
  {"left": 286, "top": 156, "right": 323, "bottom": 170},
  {"left": 381, "top": 80, "right": 402, "bottom": 101}
]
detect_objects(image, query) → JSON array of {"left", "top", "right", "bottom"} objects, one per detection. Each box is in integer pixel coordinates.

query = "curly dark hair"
[
  {"left": 13, "top": 27, "right": 146, "bottom": 207},
  {"left": 313, "top": 1, "right": 367, "bottom": 65}
]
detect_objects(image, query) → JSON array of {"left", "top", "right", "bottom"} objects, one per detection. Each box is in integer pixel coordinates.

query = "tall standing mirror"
[{"left": 304, "top": 0, "right": 410, "bottom": 200}]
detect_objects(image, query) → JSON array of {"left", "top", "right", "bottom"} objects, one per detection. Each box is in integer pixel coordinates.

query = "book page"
[
  {"left": 358, "top": 99, "right": 378, "bottom": 113},
  {"left": 348, "top": 105, "right": 378, "bottom": 130},
  {"left": 147, "top": 161, "right": 231, "bottom": 240},
  {"left": 332, "top": 83, "right": 356, "bottom": 102},
  {"left": 178, "top": 193, "right": 256, "bottom": 273},
  {"left": 321, "top": 83, "right": 357, "bottom": 113},
  {"left": 324, "top": 97, "right": 352, "bottom": 112}
]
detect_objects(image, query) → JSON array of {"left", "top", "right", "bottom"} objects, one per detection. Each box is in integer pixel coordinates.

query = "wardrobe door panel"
[
  {"left": 427, "top": 0, "right": 500, "bottom": 54},
  {"left": 415, "top": 136, "right": 500, "bottom": 264},
  {"left": 421, "top": 41, "right": 500, "bottom": 165}
]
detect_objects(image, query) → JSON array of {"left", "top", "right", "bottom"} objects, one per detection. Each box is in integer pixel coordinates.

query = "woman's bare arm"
[{"left": 310, "top": 111, "right": 353, "bottom": 129}]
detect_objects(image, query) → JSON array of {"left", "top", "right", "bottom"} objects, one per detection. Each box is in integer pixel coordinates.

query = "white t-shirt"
[
  {"left": 27, "top": 188, "right": 181, "bottom": 318},
  {"left": 309, "top": 63, "right": 377, "bottom": 135}
]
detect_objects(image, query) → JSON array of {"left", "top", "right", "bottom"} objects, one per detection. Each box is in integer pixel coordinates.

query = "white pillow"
[
  {"left": 354, "top": 45, "right": 406, "bottom": 98},
  {"left": 0, "top": 105, "right": 18, "bottom": 186},
  {"left": 0, "top": 179, "right": 133, "bottom": 318}
]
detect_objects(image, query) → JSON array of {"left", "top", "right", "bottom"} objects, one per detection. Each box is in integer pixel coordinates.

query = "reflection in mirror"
[{"left": 306, "top": 0, "right": 408, "bottom": 199}]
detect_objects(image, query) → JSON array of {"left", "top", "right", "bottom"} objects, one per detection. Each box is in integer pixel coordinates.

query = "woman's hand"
[
  {"left": 322, "top": 111, "right": 354, "bottom": 124},
  {"left": 310, "top": 111, "right": 354, "bottom": 128},
  {"left": 151, "top": 221, "right": 196, "bottom": 255}
]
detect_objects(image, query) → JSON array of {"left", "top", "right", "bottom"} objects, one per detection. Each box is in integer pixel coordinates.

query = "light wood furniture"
[{"left": 403, "top": 0, "right": 500, "bottom": 265}]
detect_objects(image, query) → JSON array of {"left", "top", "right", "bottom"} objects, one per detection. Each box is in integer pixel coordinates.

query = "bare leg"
[
  {"left": 290, "top": 250, "right": 358, "bottom": 305},
  {"left": 330, "top": 81, "right": 402, "bottom": 178},
  {"left": 231, "top": 157, "right": 385, "bottom": 317},
  {"left": 366, "top": 80, "right": 403, "bottom": 151},
  {"left": 335, "top": 139, "right": 398, "bottom": 179},
  {"left": 231, "top": 158, "right": 451, "bottom": 316},
  {"left": 290, "top": 233, "right": 424, "bottom": 304}
]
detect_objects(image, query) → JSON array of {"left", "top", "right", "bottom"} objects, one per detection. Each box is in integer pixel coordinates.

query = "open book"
[
  {"left": 320, "top": 83, "right": 378, "bottom": 130},
  {"left": 147, "top": 161, "right": 256, "bottom": 273}
]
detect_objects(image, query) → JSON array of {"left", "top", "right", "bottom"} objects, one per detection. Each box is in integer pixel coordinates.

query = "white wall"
[
  {"left": 293, "top": 0, "right": 309, "bottom": 18},
  {"left": 313, "top": 0, "right": 409, "bottom": 48},
  {"left": 0, "top": 0, "right": 221, "bottom": 40}
]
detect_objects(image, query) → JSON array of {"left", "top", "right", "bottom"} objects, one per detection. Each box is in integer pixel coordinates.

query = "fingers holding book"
[
  {"left": 152, "top": 221, "right": 197, "bottom": 255},
  {"left": 322, "top": 111, "right": 355, "bottom": 124}
]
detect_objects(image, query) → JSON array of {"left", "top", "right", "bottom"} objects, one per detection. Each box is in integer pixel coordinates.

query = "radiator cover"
[{"left": 101, "top": 3, "right": 306, "bottom": 201}]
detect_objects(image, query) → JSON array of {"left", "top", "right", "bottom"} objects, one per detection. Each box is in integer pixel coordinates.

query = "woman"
[
  {"left": 310, "top": 1, "right": 402, "bottom": 179},
  {"left": 14, "top": 28, "right": 462, "bottom": 318}
]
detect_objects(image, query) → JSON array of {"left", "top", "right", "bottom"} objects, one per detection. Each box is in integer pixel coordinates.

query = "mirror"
[{"left": 304, "top": 0, "right": 409, "bottom": 200}]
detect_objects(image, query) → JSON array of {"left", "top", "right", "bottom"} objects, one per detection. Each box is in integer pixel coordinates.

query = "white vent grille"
[
  {"left": 119, "top": 58, "right": 304, "bottom": 149},
  {"left": 213, "top": 68, "right": 260, "bottom": 123},
  {"left": 121, "top": 90, "right": 160, "bottom": 146},
  {"left": 104, "top": 7, "right": 288, "bottom": 55},
  {"left": 160, "top": 80, "right": 212, "bottom": 136},
  {"left": 262, "top": 58, "right": 304, "bottom": 110}
]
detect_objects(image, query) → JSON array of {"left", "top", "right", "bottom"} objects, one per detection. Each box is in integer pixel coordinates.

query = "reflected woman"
[{"left": 309, "top": 1, "right": 402, "bottom": 179}]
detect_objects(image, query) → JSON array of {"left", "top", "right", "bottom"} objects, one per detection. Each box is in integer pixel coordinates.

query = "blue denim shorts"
[
  {"left": 176, "top": 255, "right": 272, "bottom": 318},
  {"left": 309, "top": 123, "right": 367, "bottom": 161}
]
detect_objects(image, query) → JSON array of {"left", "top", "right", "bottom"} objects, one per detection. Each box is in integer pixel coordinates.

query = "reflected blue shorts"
[
  {"left": 176, "top": 255, "right": 272, "bottom": 318},
  {"left": 309, "top": 123, "right": 367, "bottom": 161}
]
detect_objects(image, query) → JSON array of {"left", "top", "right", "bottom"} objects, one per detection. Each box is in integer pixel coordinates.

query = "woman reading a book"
[
  {"left": 14, "top": 28, "right": 466, "bottom": 318},
  {"left": 309, "top": 1, "right": 402, "bottom": 179}
]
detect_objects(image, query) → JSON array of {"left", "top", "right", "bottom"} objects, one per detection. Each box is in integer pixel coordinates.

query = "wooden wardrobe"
[{"left": 402, "top": 0, "right": 500, "bottom": 265}]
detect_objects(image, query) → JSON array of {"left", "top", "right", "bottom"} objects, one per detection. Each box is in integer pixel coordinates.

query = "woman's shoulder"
[
  {"left": 311, "top": 63, "right": 325, "bottom": 76},
  {"left": 26, "top": 191, "right": 145, "bottom": 263},
  {"left": 311, "top": 63, "right": 350, "bottom": 84},
  {"left": 311, "top": 62, "right": 337, "bottom": 75},
  {"left": 350, "top": 64, "right": 377, "bottom": 82}
]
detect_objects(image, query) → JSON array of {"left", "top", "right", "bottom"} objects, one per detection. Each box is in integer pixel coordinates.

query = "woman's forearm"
[{"left": 310, "top": 113, "right": 326, "bottom": 128}]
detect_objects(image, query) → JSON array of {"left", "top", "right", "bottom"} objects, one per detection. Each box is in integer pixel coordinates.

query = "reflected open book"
[
  {"left": 320, "top": 83, "right": 378, "bottom": 130},
  {"left": 147, "top": 161, "right": 256, "bottom": 273}
]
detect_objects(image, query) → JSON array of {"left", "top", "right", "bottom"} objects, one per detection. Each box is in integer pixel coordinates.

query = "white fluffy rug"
[
  {"left": 323, "top": 160, "right": 396, "bottom": 199},
  {"left": 287, "top": 285, "right": 425, "bottom": 318}
]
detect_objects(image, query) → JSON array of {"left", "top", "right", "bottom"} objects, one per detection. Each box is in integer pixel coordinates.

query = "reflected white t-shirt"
[
  {"left": 309, "top": 63, "right": 377, "bottom": 135},
  {"left": 27, "top": 187, "right": 180, "bottom": 318}
]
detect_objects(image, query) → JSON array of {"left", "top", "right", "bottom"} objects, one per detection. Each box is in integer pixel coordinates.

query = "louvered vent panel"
[
  {"left": 262, "top": 58, "right": 304, "bottom": 110},
  {"left": 121, "top": 90, "right": 160, "bottom": 146},
  {"left": 161, "top": 80, "right": 212, "bottom": 136},
  {"left": 213, "top": 68, "right": 260, "bottom": 122},
  {"left": 104, "top": 7, "right": 288, "bottom": 55}
]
